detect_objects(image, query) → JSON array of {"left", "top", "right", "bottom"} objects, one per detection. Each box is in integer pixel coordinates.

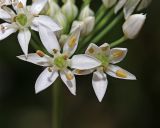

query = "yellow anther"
[
  {"left": 69, "top": 36, "right": 76, "bottom": 48},
  {"left": 75, "top": 69, "right": 83, "bottom": 74},
  {"left": 113, "top": 51, "right": 124, "bottom": 58},
  {"left": 88, "top": 48, "right": 94, "bottom": 54},
  {"left": 36, "top": 50, "right": 45, "bottom": 57},
  {"left": 17, "top": 2, "right": 24, "bottom": 8},
  {"left": 66, "top": 72, "right": 73, "bottom": 80},
  {"left": 101, "top": 46, "right": 109, "bottom": 51},
  {"left": 63, "top": 54, "right": 68, "bottom": 60},
  {"left": 116, "top": 69, "right": 127, "bottom": 78}
]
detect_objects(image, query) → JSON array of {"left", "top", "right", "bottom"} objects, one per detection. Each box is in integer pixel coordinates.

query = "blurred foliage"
[{"left": 0, "top": 0, "right": 160, "bottom": 128}]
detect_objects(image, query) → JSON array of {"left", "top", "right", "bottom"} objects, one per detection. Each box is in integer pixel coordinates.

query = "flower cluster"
[{"left": 0, "top": 0, "right": 151, "bottom": 102}]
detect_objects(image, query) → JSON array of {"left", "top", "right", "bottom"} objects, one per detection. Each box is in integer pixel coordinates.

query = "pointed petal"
[
  {"left": 30, "top": 0, "right": 47, "bottom": 15},
  {"left": 60, "top": 69, "right": 76, "bottom": 95},
  {"left": 99, "top": 43, "right": 110, "bottom": 56},
  {"left": 39, "top": 24, "right": 60, "bottom": 54},
  {"left": 123, "top": 0, "right": 141, "bottom": 19},
  {"left": 110, "top": 48, "right": 127, "bottom": 64},
  {"left": 17, "top": 53, "right": 51, "bottom": 66},
  {"left": 92, "top": 71, "right": 108, "bottom": 102},
  {"left": 71, "top": 54, "right": 101, "bottom": 70},
  {"left": 32, "top": 15, "right": 61, "bottom": 31},
  {"left": 114, "top": 0, "right": 127, "bottom": 14},
  {"left": 0, "top": 23, "right": 17, "bottom": 40},
  {"left": 0, "top": 8, "right": 11, "bottom": 20},
  {"left": 73, "top": 69, "right": 95, "bottom": 75},
  {"left": 85, "top": 43, "right": 100, "bottom": 57},
  {"left": 63, "top": 27, "right": 80, "bottom": 57},
  {"left": 106, "top": 64, "right": 136, "bottom": 80},
  {"left": 18, "top": 29, "right": 31, "bottom": 56},
  {"left": 35, "top": 68, "right": 59, "bottom": 93}
]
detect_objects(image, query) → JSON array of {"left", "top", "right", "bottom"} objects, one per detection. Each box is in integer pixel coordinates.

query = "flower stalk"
[{"left": 110, "top": 36, "right": 127, "bottom": 48}]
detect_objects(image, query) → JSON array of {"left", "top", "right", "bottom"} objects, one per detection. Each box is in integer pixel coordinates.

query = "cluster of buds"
[{"left": 0, "top": 0, "right": 151, "bottom": 102}]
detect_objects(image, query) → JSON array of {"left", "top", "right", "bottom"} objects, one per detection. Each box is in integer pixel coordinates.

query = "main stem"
[
  {"left": 53, "top": 78, "right": 63, "bottom": 128},
  {"left": 110, "top": 36, "right": 127, "bottom": 48}
]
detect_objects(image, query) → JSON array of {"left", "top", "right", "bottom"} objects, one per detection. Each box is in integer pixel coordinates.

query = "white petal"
[
  {"left": 85, "top": 43, "right": 100, "bottom": 57},
  {"left": 35, "top": 68, "right": 59, "bottom": 93},
  {"left": 99, "top": 43, "right": 110, "bottom": 56},
  {"left": 17, "top": 53, "right": 51, "bottom": 66},
  {"left": 71, "top": 54, "right": 101, "bottom": 70},
  {"left": 73, "top": 69, "right": 95, "bottom": 75},
  {"left": 39, "top": 24, "right": 60, "bottom": 54},
  {"left": 123, "top": 0, "right": 141, "bottom": 19},
  {"left": 32, "top": 15, "right": 61, "bottom": 31},
  {"left": 110, "top": 48, "right": 127, "bottom": 64},
  {"left": 106, "top": 64, "right": 136, "bottom": 80},
  {"left": 0, "top": 23, "right": 17, "bottom": 40},
  {"left": 114, "top": 0, "right": 127, "bottom": 14},
  {"left": 0, "top": 8, "right": 11, "bottom": 20},
  {"left": 92, "top": 71, "right": 108, "bottom": 102},
  {"left": 30, "top": 0, "right": 47, "bottom": 15},
  {"left": 18, "top": 29, "right": 31, "bottom": 56},
  {"left": 123, "top": 14, "right": 146, "bottom": 39},
  {"left": 63, "top": 27, "right": 80, "bottom": 57},
  {"left": 60, "top": 69, "right": 76, "bottom": 95}
]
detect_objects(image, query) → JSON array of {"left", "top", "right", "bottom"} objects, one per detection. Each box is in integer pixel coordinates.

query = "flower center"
[
  {"left": 16, "top": 13, "right": 28, "bottom": 26},
  {"left": 53, "top": 55, "right": 68, "bottom": 70},
  {"left": 96, "top": 53, "right": 109, "bottom": 67}
]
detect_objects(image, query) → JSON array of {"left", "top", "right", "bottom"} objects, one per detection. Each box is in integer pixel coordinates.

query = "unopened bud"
[
  {"left": 123, "top": 14, "right": 146, "bottom": 39},
  {"left": 79, "top": 5, "right": 94, "bottom": 20},
  {"left": 102, "top": 0, "right": 117, "bottom": 8},
  {"left": 137, "top": 0, "right": 152, "bottom": 11},
  {"left": 48, "top": 0, "right": 60, "bottom": 17},
  {"left": 61, "top": 0, "right": 78, "bottom": 22}
]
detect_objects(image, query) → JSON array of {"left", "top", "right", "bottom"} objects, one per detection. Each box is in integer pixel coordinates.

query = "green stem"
[
  {"left": 110, "top": 36, "right": 127, "bottom": 48},
  {"left": 91, "top": 12, "right": 123, "bottom": 44},
  {"left": 53, "top": 78, "right": 63, "bottom": 128},
  {"left": 95, "top": 5, "right": 106, "bottom": 24}
]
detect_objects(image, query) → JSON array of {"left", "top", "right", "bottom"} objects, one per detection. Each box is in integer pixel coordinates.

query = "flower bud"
[
  {"left": 48, "top": 0, "right": 60, "bottom": 17},
  {"left": 79, "top": 5, "right": 94, "bottom": 20},
  {"left": 54, "top": 11, "right": 67, "bottom": 32},
  {"left": 137, "top": 0, "right": 152, "bottom": 11},
  {"left": 61, "top": 0, "right": 78, "bottom": 22},
  {"left": 102, "top": 0, "right": 117, "bottom": 8},
  {"left": 71, "top": 16, "right": 95, "bottom": 36},
  {"left": 123, "top": 14, "right": 146, "bottom": 39}
]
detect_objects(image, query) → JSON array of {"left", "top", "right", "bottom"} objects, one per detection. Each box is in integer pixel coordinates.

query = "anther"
[
  {"left": 66, "top": 72, "right": 73, "bottom": 80},
  {"left": 48, "top": 67, "right": 53, "bottom": 72},
  {"left": 53, "top": 49, "right": 58, "bottom": 54},
  {"left": 36, "top": 50, "right": 45, "bottom": 57},
  {"left": 116, "top": 69, "right": 127, "bottom": 78},
  {"left": 113, "top": 51, "right": 124, "bottom": 58},
  {"left": 17, "top": 2, "right": 23, "bottom": 8},
  {"left": 88, "top": 47, "right": 94, "bottom": 54},
  {"left": 69, "top": 36, "right": 76, "bottom": 48}
]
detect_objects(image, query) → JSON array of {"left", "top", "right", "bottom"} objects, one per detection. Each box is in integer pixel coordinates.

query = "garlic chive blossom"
[
  {"left": 17, "top": 28, "right": 101, "bottom": 95},
  {"left": 74, "top": 43, "right": 136, "bottom": 102},
  {"left": 0, "top": 0, "right": 61, "bottom": 56}
]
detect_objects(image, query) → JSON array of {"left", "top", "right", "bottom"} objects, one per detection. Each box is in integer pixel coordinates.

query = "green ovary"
[
  {"left": 96, "top": 53, "right": 109, "bottom": 67},
  {"left": 54, "top": 56, "right": 68, "bottom": 69},
  {"left": 16, "top": 14, "right": 28, "bottom": 26}
]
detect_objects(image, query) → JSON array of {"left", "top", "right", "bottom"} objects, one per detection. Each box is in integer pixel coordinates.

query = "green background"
[{"left": 0, "top": 0, "right": 159, "bottom": 128}]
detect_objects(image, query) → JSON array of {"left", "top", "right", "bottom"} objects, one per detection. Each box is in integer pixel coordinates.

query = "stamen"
[
  {"left": 17, "top": 2, "right": 23, "bottom": 8},
  {"left": 0, "top": 25, "right": 5, "bottom": 33},
  {"left": 36, "top": 50, "right": 45, "bottom": 57},
  {"left": 66, "top": 72, "right": 73, "bottom": 80},
  {"left": 69, "top": 36, "right": 76, "bottom": 48},
  {"left": 116, "top": 69, "right": 127, "bottom": 78},
  {"left": 63, "top": 54, "right": 68, "bottom": 60},
  {"left": 101, "top": 46, "right": 109, "bottom": 51},
  {"left": 88, "top": 48, "right": 94, "bottom": 54},
  {"left": 48, "top": 67, "right": 53, "bottom": 72},
  {"left": 53, "top": 49, "right": 58, "bottom": 54},
  {"left": 113, "top": 51, "right": 124, "bottom": 58},
  {"left": 75, "top": 69, "right": 83, "bottom": 74}
]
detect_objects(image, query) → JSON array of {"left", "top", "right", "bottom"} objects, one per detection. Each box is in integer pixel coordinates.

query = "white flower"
[
  {"left": 123, "top": 14, "right": 146, "bottom": 39},
  {"left": 0, "top": 0, "right": 61, "bottom": 56},
  {"left": 17, "top": 28, "right": 101, "bottom": 95},
  {"left": 74, "top": 43, "right": 136, "bottom": 102},
  {"left": 115, "top": 0, "right": 151, "bottom": 19}
]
